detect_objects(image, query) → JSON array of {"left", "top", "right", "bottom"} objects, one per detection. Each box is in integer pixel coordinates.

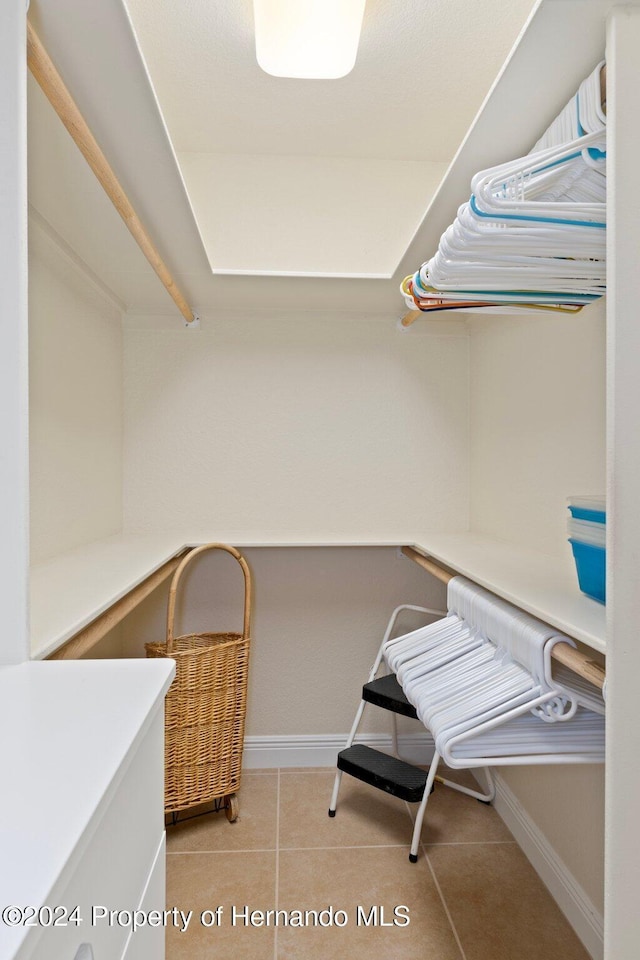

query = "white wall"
[
  {"left": 178, "top": 154, "right": 447, "bottom": 276},
  {"left": 123, "top": 313, "right": 469, "bottom": 541},
  {"left": 468, "top": 302, "right": 607, "bottom": 916},
  {"left": 498, "top": 764, "right": 604, "bottom": 911},
  {"left": 605, "top": 10, "right": 640, "bottom": 957},
  {"left": 469, "top": 301, "right": 606, "bottom": 562},
  {"left": 0, "top": 3, "right": 29, "bottom": 664},
  {"left": 29, "top": 222, "right": 124, "bottom": 565},
  {"left": 119, "top": 546, "right": 447, "bottom": 739}
]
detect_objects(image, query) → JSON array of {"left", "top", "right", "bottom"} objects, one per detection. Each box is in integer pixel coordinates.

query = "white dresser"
[{"left": 0, "top": 659, "right": 174, "bottom": 960}]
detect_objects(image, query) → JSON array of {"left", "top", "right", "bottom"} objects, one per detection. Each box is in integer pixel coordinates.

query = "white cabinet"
[{"left": 0, "top": 660, "right": 174, "bottom": 960}]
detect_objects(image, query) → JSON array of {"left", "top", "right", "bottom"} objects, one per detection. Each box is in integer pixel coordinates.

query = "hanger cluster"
[
  {"left": 384, "top": 577, "right": 605, "bottom": 767},
  {"left": 401, "top": 61, "right": 607, "bottom": 315}
]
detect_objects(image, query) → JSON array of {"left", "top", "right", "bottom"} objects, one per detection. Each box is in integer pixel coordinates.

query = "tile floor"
[{"left": 166, "top": 767, "right": 591, "bottom": 960}]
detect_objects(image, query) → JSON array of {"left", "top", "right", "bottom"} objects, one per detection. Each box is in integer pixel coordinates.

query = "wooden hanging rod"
[
  {"left": 400, "top": 310, "right": 421, "bottom": 328},
  {"left": 26, "top": 21, "right": 195, "bottom": 324},
  {"left": 401, "top": 546, "right": 606, "bottom": 691}
]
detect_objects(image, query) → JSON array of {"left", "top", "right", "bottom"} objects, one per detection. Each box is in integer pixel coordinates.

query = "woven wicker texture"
[{"left": 145, "top": 544, "right": 252, "bottom": 814}]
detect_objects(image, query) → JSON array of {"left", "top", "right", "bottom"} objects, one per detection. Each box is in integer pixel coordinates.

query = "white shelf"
[
  {"left": 31, "top": 529, "right": 606, "bottom": 660},
  {"left": 0, "top": 658, "right": 174, "bottom": 960},
  {"left": 30, "top": 532, "right": 187, "bottom": 659},
  {"left": 409, "top": 532, "right": 606, "bottom": 653},
  {"left": 29, "top": 532, "right": 405, "bottom": 659}
]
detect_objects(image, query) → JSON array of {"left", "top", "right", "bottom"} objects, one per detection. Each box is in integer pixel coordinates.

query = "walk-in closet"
[{"left": 2, "top": 0, "right": 639, "bottom": 958}]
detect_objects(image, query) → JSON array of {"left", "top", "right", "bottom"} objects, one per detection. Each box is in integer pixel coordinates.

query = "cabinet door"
[
  {"left": 121, "top": 835, "right": 166, "bottom": 960},
  {"left": 22, "top": 715, "right": 165, "bottom": 960}
]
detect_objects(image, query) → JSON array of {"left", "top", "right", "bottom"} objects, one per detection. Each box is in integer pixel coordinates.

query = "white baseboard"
[
  {"left": 243, "top": 732, "right": 435, "bottom": 770},
  {"left": 492, "top": 772, "right": 604, "bottom": 960}
]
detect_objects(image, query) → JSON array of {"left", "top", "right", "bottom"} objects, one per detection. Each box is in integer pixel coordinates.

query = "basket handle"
[{"left": 165, "top": 543, "right": 252, "bottom": 653}]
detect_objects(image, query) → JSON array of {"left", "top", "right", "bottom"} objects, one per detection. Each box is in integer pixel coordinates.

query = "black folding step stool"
[{"left": 328, "top": 604, "right": 495, "bottom": 862}]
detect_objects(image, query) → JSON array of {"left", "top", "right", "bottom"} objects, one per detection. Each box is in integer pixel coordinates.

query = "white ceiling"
[
  {"left": 125, "top": 0, "right": 535, "bottom": 162},
  {"left": 27, "top": 0, "right": 547, "bottom": 311},
  {"left": 121, "top": 0, "right": 535, "bottom": 276}
]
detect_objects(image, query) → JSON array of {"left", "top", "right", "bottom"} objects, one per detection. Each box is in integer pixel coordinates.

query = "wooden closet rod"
[
  {"left": 401, "top": 546, "right": 606, "bottom": 691},
  {"left": 26, "top": 22, "right": 196, "bottom": 324},
  {"left": 400, "top": 310, "right": 421, "bottom": 328}
]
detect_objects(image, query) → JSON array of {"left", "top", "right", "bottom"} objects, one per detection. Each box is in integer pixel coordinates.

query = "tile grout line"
[
  {"left": 167, "top": 847, "right": 278, "bottom": 855},
  {"left": 274, "top": 767, "right": 281, "bottom": 960},
  {"left": 167, "top": 842, "right": 428, "bottom": 855},
  {"left": 277, "top": 842, "right": 413, "bottom": 851},
  {"left": 404, "top": 794, "right": 516, "bottom": 847},
  {"left": 424, "top": 840, "right": 518, "bottom": 847},
  {"left": 423, "top": 845, "right": 469, "bottom": 960},
  {"left": 166, "top": 840, "right": 518, "bottom": 856}
]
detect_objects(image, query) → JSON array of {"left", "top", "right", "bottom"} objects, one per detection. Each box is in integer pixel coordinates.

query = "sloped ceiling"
[
  {"left": 125, "top": 0, "right": 533, "bottom": 162},
  {"left": 123, "top": 0, "right": 535, "bottom": 277},
  {"left": 27, "top": 0, "right": 537, "bottom": 314}
]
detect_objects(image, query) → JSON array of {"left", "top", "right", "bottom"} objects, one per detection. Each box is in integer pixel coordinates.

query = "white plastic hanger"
[{"left": 402, "top": 62, "right": 607, "bottom": 314}]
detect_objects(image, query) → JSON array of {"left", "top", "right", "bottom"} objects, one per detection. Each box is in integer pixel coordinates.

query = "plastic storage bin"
[
  {"left": 567, "top": 496, "right": 606, "bottom": 524},
  {"left": 569, "top": 539, "right": 605, "bottom": 603},
  {"left": 567, "top": 496, "right": 606, "bottom": 603},
  {"left": 567, "top": 517, "right": 606, "bottom": 547}
]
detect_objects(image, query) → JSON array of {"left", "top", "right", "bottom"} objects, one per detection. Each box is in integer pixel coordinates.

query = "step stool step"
[
  {"left": 337, "top": 744, "right": 428, "bottom": 803},
  {"left": 362, "top": 673, "right": 418, "bottom": 718}
]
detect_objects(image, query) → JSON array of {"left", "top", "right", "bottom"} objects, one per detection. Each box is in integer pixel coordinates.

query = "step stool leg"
[
  {"left": 391, "top": 711, "right": 399, "bottom": 758},
  {"left": 329, "top": 697, "right": 368, "bottom": 817},
  {"left": 436, "top": 765, "right": 495, "bottom": 803},
  {"left": 328, "top": 770, "right": 343, "bottom": 817},
  {"left": 409, "top": 752, "right": 441, "bottom": 863},
  {"left": 330, "top": 604, "right": 445, "bottom": 821}
]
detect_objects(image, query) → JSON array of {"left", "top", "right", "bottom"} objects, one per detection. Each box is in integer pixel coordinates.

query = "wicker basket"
[{"left": 146, "top": 543, "right": 252, "bottom": 818}]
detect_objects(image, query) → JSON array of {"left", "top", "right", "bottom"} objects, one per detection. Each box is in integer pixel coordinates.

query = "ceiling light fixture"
[{"left": 253, "top": 0, "right": 366, "bottom": 80}]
